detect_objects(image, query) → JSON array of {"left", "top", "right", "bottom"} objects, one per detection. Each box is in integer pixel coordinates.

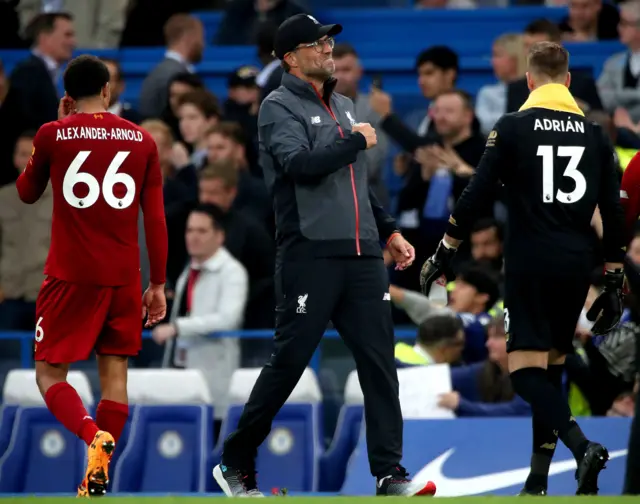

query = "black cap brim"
[{"left": 318, "top": 23, "right": 342, "bottom": 38}]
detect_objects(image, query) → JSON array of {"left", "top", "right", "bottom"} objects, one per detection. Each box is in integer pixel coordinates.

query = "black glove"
[
  {"left": 586, "top": 268, "right": 624, "bottom": 335},
  {"left": 419, "top": 240, "right": 458, "bottom": 296}
]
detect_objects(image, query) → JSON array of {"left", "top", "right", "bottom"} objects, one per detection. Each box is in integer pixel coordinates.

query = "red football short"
[{"left": 34, "top": 276, "right": 143, "bottom": 363}]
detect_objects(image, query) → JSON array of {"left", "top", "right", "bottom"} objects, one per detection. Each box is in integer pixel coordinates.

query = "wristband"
[{"left": 386, "top": 232, "right": 401, "bottom": 247}]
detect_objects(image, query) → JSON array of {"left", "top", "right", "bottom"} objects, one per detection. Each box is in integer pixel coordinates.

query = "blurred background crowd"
[{"left": 0, "top": 0, "right": 638, "bottom": 444}]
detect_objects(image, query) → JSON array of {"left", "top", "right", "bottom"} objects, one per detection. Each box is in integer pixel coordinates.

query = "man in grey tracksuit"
[{"left": 212, "top": 14, "right": 435, "bottom": 498}]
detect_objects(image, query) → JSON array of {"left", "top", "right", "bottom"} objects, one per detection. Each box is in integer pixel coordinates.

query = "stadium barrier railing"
[{"left": 0, "top": 328, "right": 417, "bottom": 373}]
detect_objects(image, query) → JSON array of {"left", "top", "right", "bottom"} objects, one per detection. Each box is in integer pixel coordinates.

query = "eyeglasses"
[{"left": 296, "top": 37, "right": 335, "bottom": 53}]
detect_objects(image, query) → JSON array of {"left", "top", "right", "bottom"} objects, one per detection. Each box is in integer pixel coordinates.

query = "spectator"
[
  {"left": 395, "top": 314, "right": 465, "bottom": 367},
  {"left": 1, "top": 13, "right": 75, "bottom": 184},
  {"left": 394, "top": 90, "right": 486, "bottom": 290},
  {"left": 162, "top": 72, "right": 206, "bottom": 143},
  {"left": 17, "top": 0, "right": 128, "bottom": 48},
  {"left": 507, "top": 19, "right": 603, "bottom": 113},
  {"left": 370, "top": 46, "right": 462, "bottom": 148},
  {"left": 469, "top": 218, "right": 504, "bottom": 275},
  {"left": 476, "top": 33, "right": 526, "bottom": 135},
  {"left": 438, "top": 314, "right": 531, "bottom": 417},
  {"left": 139, "top": 14, "right": 204, "bottom": 119},
  {"left": 204, "top": 122, "right": 272, "bottom": 228},
  {"left": 215, "top": 0, "right": 307, "bottom": 46},
  {"left": 0, "top": 131, "right": 50, "bottom": 330},
  {"left": 442, "top": 219, "right": 505, "bottom": 316},
  {"left": 224, "top": 66, "right": 261, "bottom": 170},
  {"left": 333, "top": 43, "right": 390, "bottom": 207},
  {"left": 558, "top": 0, "right": 619, "bottom": 41},
  {"left": 390, "top": 264, "right": 500, "bottom": 363},
  {"left": 598, "top": 0, "right": 640, "bottom": 124},
  {"left": 154, "top": 204, "right": 248, "bottom": 421},
  {"left": 101, "top": 58, "right": 142, "bottom": 124},
  {"left": 177, "top": 89, "right": 222, "bottom": 168},
  {"left": 199, "top": 162, "right": 276, "bottom": 362},
  {"left": 139, "top": 119, "right": 194, "bottom": 289},
  {"left": 256, "top": 21, "right": 283, "bottom": 102}
]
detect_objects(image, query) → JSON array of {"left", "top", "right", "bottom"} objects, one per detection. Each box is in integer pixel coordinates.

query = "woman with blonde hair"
[{"left": 475, "top": 33, "right": 526, "bottom": 135}]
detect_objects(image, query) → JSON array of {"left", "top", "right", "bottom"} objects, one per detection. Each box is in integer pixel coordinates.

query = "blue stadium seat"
[
  {"left": 195, "top": 7, "right": 568, "bottom": 47},
  {"left": 112, "top": 369, "right": 213, "bottom": 493},
  {"left": 319, "top": 370, "right": 364, "bottom": 492},
  {"left": 0, "top": 370, "right": 94, "bottom": 493},
  {"left": 0, "top": 25, "right": 624, "bottom": 117},
  {"left": 0, "top": 405, "right": 18, "bottom": 459},
  {"left": 0, "top": 407, "right": 86, "bottom": 493},
  {"left": 212, "top": 368, "right": 323, "bottom": 493},
  {"left": 104, "top": 405, "right": 136, "bottom": 493}
]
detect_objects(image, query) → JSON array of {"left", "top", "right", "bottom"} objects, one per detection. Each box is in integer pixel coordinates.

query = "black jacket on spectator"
[
  {"left": 164, "top": 167, "right": 201, "bottom": 286},
  {"left": 558, "top": 2, "right": 620, "bottom": 41},
  {"left": 0, "top": 54, "right": 58, "bottom": 185},
  {"left": 223, "top": 209, "right": 276, "bottom": 329},
  {"left": 223, "top": 98, "right": 259, "bottom": 175},
  {"left": 507, "top": 72, "right": 603, "bottom": 113},
  {"left": 6, "top": 55, "right": 59, "bottom": 131},
  {"left": 235, "top": 170, "right": 273, "bottom": 233}
]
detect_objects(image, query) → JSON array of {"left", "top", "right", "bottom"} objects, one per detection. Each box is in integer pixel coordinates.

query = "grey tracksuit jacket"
[{"left": 258, "top": 72, "right": 398, "bottom": 260}]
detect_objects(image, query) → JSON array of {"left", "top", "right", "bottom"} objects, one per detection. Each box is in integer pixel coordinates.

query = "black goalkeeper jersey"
[{"left": 446, "top": 83, "right": 626, "bottom": 274}]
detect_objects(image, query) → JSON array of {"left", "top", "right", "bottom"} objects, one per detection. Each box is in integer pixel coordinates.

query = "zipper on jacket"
[{"left": 312, "top": 87, "right": 361, "bottom": 256}]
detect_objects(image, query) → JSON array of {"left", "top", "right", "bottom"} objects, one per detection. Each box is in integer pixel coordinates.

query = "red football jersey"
[
  {"left": 621, "top": 152, "right": 640, "bottom": 242},
  {"left": 17, "top": 112, "right": 168, "bottom": 287}
]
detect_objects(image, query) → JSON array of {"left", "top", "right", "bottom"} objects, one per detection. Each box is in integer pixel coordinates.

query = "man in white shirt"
[{"left": 153, "top": 204, "right": 249, "bottom": 417}]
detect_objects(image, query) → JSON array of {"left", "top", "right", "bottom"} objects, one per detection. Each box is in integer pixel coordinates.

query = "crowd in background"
[{"left": 0, "top": 0, "right": 638, "bottom": 436}]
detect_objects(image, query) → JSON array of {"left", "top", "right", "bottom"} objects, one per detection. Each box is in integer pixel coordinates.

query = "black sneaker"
[
  {"left": 575, "top": 442, "right": 609, "bottom": 495},
  {"left": 518, "top": 487, "right": 547, "bottom": 496},
  {"left": 376, "top": 466, "right": 436, "bottom": 496},
  {"left": 213, "top": 464, "right": 264, "bottom": 497}
]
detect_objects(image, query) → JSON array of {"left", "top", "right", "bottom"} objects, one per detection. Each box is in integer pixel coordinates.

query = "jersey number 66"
[{"left": 63, "top": 151, "right": 136, "bottom": 210}]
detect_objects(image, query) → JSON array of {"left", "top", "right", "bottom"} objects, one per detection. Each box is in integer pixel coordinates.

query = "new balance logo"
[
  {"left": 383, "top": 293, "right": 391, "bottom": 301},
  {"left": 346, "top": 111, "right": 356, "bottom": 126},
  {"left": 297, "top": 294, "right": 308, "bottom": 314},
  {"left": 311, "top": 116, "right": 321, "bottom": 124}
]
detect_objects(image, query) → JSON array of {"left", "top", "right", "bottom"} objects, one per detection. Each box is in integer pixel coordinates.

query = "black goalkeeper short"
[{"left": 504, "top": 273, "right": 591, "bottom": 355}]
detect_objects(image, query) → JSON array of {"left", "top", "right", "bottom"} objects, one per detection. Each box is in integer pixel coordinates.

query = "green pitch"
[{"left": 1, "top": 497, "right": 639, "bottom": 503}]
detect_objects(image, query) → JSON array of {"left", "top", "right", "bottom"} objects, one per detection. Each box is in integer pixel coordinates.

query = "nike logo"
[{"left": 412, "top": 448, "right": 627, "bottom": 496}]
